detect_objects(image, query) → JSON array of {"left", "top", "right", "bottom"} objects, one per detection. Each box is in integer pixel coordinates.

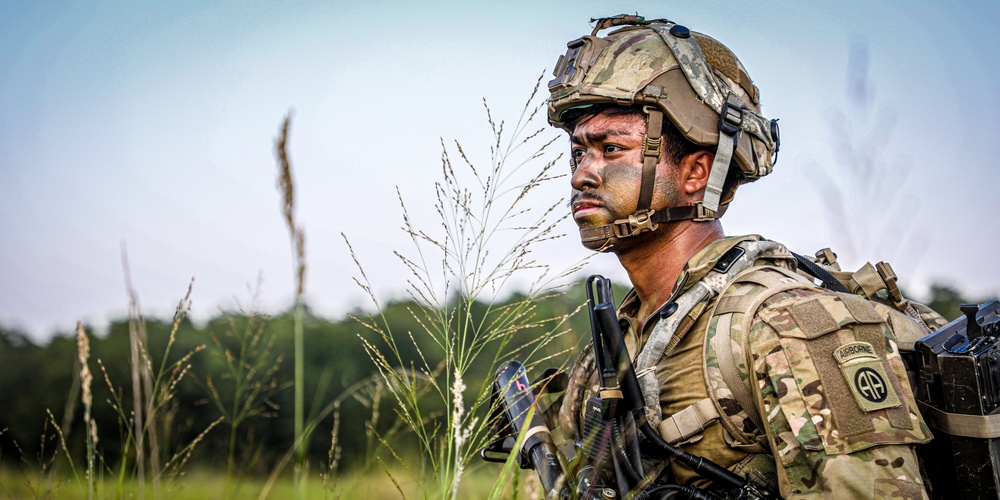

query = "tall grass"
[
  {"left": 196, "top": 281, "right": 287, "bottom": 498},
  {"left": 348, "top": 76, "right": 587, "bottom": 497},
  {"left": 114, "top": 270, "right": 215, "bottom": 487},
  {"left": 122, "top": 248, "right": 153, "bottom": 498},
  {"left": 77, "top": 322, "right": 96, "bottom": 499},
  {"left": 23, "top": 272, "right": 219, "bottom": 499},
  {"left": 274, "top": 111, "right": 308, "bottom": 498}
]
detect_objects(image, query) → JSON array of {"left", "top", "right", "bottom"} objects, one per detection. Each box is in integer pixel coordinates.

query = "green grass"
[{"left": 0, "top": 465, "right": 527, "bottom": 499}]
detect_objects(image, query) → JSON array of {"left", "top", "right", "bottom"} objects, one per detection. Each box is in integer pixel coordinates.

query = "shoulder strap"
[
  {"left": 635, "top": 240, "right": 791, "bottom": 427},
  {"left": 707, "top": 266, "right": 815, "bottom": 447},
  {"left": 636, "top": 280, "right": 714, "bottom": 426},
  {"left": 917, "top": 401, "right": 1000, "bottom": 439},
  {"left": 791, "top": 251, "right": 850, "bottom": 293}
]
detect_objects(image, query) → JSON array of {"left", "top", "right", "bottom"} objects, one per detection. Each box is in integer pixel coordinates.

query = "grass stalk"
[
  {"left": 101, "top": 255, "right": 206, "bottom": 496},
  {"left": 293, "top": 299, "right": 304, "bottom": 494},
  {"left": 274, "top": 111, "right": 308, "bottom": 498},
  {"left": 57, "top": 349, "right": 82, "bottom": 469},
  {"left": 196, "top": 283, "right": 286, "bottom": 499},
  {"left": 139, "top": 322, "right": 161, "bottom": 499},
  {"left": 122, "top": 248, "right": 147, "bottom": 500},
  {"left": 76, "top": 323, "right": 95, "bottom": 500}
]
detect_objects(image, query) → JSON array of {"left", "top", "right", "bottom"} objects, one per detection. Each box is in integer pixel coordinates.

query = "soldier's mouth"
[{"left": 571, "top": 195, "right": 603, "bottom": 216}]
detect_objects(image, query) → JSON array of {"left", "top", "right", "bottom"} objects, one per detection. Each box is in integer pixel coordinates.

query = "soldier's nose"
[{"left": 571, "top": 158, "right": 602, "bottom": 191}]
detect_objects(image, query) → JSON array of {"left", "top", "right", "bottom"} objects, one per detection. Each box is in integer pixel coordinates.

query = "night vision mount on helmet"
[{"left": 548, "top": 15, "right": 781, "bottom": 251}]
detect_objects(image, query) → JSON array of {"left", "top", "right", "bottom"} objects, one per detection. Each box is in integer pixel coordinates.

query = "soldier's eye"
[
  {"left": 604, "top": 144, "right": 623, "bottom": 154},
  {"left": 570, "top": 148, "right": 586, "bottom": 172}
]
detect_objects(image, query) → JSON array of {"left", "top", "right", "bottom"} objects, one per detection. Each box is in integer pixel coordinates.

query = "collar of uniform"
[
  {"left": 673, "top": 234, "right": 766, "bottom": 295},
  {"left": 615, "top": 234, "right": 766, "bottom": 337}
]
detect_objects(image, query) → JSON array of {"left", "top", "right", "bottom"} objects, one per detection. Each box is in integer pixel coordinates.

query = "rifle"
[{"left": 482, "top": 360, "right": 572, "bottom": 499}]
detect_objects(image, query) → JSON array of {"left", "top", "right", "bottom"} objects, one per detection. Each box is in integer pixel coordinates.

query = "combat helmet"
[{"left": 548, "top": 15, "right": 780, "bottom": 251}]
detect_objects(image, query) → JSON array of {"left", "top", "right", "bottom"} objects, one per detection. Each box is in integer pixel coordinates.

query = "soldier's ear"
[{"left": 680, "top": 150, "right": 715, "bottom": 196}]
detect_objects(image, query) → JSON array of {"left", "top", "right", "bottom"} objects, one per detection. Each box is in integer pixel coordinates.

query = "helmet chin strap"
[
  {"left": 578, "top": 107, "right": 728, "bottom": 252},
  {"left": 636, "top": 106, "right": 664, "bottom": 213},
  {"left": 579, "top": 202, "right": 729, "bottom": 251}
]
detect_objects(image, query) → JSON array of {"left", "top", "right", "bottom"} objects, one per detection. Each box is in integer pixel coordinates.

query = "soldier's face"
[{"left": 569, "top": 111, "right": 680, "bottom": 229}]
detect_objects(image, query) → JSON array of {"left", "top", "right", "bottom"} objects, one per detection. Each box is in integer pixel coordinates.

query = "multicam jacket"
[{"left": 557, "top": 235, "right": 932, "bottom": 499}]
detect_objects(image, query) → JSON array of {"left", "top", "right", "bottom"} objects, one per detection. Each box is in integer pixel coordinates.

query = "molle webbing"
[
  {"left": 732, "top": 453, "right": 777, "bottom": 488},
  {"left": 714, "top": 294, "right": 756, "bottom": 315}
]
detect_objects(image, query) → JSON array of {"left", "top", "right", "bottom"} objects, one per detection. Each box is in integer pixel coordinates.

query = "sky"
[{"left": 2, "top": 0, "right": 998, "bottom": 342}]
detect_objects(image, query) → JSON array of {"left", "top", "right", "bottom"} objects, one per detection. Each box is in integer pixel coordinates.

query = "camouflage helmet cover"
[{"left": 548, "top": 16, "right": 780, "bottom": 206}]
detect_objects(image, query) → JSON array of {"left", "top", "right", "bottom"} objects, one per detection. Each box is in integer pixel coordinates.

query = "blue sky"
[{"left": 2, "top": 1, "right": 998, "bottom": 341}]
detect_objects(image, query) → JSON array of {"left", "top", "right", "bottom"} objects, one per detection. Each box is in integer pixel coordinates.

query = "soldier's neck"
[{"left": 617, "top": 219, "right": 724, "bottom": 322}]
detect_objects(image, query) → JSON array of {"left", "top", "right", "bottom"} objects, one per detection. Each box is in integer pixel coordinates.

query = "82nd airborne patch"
[{"left": 833, "top": 341, "right": 901, "bottom": 412}]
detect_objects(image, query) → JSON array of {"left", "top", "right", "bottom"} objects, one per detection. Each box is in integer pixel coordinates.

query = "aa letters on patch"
[{"left": 833, "top": 341, "right": 901, "bottom": 412}]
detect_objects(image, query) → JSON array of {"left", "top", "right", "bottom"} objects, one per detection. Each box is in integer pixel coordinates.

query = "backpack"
[{"left": 635, "top": 239, "right": 942, "bottom": 490}]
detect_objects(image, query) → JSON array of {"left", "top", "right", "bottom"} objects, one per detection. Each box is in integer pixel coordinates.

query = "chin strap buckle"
[
  {"left": 642, "top": 134, "right": 663, "bottom": 160},
  {"left": 613, "top": 210, "right": 658, "bottom": 238},
  {"left": 692, "top": 202, "right": 718, "bottom": 222}
]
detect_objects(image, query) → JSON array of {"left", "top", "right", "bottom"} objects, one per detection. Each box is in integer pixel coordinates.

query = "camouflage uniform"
[{"left": 558, "top": 235, "right": 932, "bottom": 498}]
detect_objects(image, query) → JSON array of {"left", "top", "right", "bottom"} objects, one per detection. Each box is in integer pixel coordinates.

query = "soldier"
[{"left": 546, "top": 15, "right": 938, "bottom": 498}]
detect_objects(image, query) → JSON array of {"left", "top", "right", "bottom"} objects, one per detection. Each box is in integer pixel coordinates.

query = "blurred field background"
[
  {"left": 2, "top": 1, "right": 998, "bottom": 498},
  {"left": 0, "top": 467, "right": 515, "bottom": 498}
]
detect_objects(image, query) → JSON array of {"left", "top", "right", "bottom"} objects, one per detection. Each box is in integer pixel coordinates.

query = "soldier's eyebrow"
[{"left": 571, "top": 128, "right": 641, "bottom": 144}]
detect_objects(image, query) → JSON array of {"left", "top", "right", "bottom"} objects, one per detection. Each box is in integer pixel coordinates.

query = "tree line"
[
  {"left": 0, "top": 287, "right": 596, "bottom": 478},
  {"left": 0, "top": 282, "right": 983, "bottom": 477}
]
